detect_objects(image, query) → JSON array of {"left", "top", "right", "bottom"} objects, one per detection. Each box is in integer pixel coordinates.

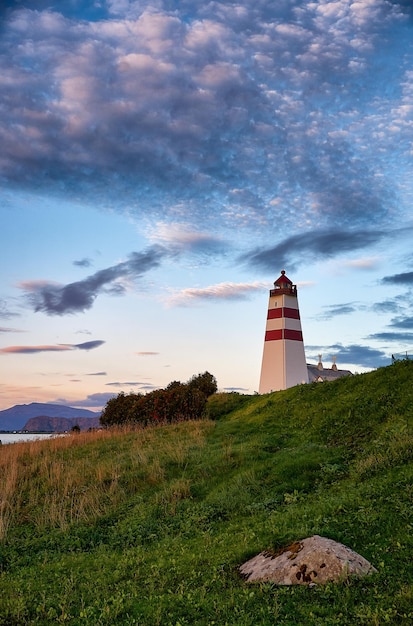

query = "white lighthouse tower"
[{"left": 259, "top": 270, "right": 308, "bottom": 393}]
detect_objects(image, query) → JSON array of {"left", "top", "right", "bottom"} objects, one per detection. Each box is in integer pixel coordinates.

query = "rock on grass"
[{"left": 240, "top": 535, "right": 377, "bottom": 585}]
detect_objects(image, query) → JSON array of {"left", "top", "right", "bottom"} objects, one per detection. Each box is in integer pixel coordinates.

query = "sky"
[{"left": 1, "top": 0, "right": 413, "bottom": 412}]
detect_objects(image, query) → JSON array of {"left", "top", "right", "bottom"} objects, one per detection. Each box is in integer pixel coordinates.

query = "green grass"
[{"left": 1, "top": 360, "right": 413, "bottom": 624}]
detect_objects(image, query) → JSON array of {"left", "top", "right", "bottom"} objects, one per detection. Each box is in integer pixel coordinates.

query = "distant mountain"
[
  {"left": 0, "top": 403, "right": 101, "bottom": 431},
  {"left": 23, "top": 415, "right": 101, "bottom": 432}
]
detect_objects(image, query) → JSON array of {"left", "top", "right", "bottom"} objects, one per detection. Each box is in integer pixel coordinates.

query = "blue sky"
[{"left": 1, "top": 0, "right": 413, "bottom": 411}]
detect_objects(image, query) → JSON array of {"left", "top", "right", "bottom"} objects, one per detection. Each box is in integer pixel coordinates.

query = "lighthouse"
[{"left": 259, "top": 270, "right": 308, "bottom": 393}]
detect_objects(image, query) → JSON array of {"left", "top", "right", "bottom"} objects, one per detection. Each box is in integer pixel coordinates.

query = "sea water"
[{"left": 0, "top": 433, "right": 62, "bottom": 445}]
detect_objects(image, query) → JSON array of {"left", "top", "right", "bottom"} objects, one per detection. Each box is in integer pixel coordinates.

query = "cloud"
[
  {"left": 86, "top": 371, "right": 107, "bottom": 376},
  {"left": 167, "top": 281, "right": 267, "bottom": 307},
  {"left": 0, "top": 341, "right": 104, "bottom": 354},
  {"left": 0, "top": 326, "right": 25, "bottom": 333},
  {"left": 371, "top": 299, "right": 404, "bottom": 315},
  {"left": 60, "top": 392, "right": 116, "bottom": 408},
  {"left": 0, "top": 345, "right": 73, "bottom": 354},
  {"left": 241, "top": 229, "right": 386, "bottom": 272},
  {"left": 0, "top": 299, "right": 19, "bottom": 319},
  {"left": 73, "top": 257, "right": 93, "bottom": 268},
  {"left": 105, "top": 381, "right": 159, "bottom": 392},
  {"left": 319, "top": 302, "right": 361, "bottom": 320},
  {"left": 135, "top": 351, "right": 159, "bottom": 356},
  {"left": 389, "top": 315, "right": 413, "bottom": 330},
  {"left": 105, "top": 381, "right": 148, "bottom": 387},
  {"left": 307, "top": 343, "right": 389, "bottom": 369},
  {"left": 382, "top": 271, "right": 413, "bottom": 285},
  {"left": 366, "top": 310, "right": 413, "bottom": 343},
  {"left": 75, "top": 340, "right": 105, "bottom": 350},
  {"left": 318, "top": 292, "right": 412, "bottom": 322},
  {"left": 1, "top": 2, "right": 411, "bottom": 238},
  {"left": 368, "top": 332, "right": 413, "bottom": 343},
  {"left": 341, "top": 257, "right": 381, "bottom": 270},
  {"left": 19, "top": 246, "right": 166, "bottom": 315},
  {"left": 148, "top": 222, "right": 229, "bottom": 255}
]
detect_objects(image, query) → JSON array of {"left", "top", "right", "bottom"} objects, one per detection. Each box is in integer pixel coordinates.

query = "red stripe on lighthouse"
[
  {"left": 267, "top": 308, "right": 282, "bottom": 320},
  {"left": 283, "top": 307, "right": 300, "bottom": 319},
  {"left": 284, "top": 329, "right": 303, "bottom": 341},
  {"left": 265, "top": 329, "right": 283, "bottom": 341},
  {"left": 267, "top": 307, "right": 300, "bottom": 320},
  {"left": 265, "top": 329, "right": 303, "bottom": 342}
]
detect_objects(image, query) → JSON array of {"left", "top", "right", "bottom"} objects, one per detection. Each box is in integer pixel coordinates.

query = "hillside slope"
[{"left": 0, "top": 360, "right": 412, "bottom": 625}]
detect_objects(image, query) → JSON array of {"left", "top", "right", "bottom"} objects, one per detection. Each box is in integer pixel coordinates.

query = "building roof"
[
  {"left": 274, "top": 270, "right": 292, "bottom": 287},
  {"left": 307, "top": 356, "right": 352, "bottom": 383},
  {"left": 307, "top": 365, "right": 352, "bottom": 383},
  {"left": 271, "top": 270, "right": 297, "bottom": 297}
]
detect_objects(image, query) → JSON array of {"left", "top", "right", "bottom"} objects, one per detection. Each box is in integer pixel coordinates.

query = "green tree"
[
  {"left": 188, "top": 371, "right": 218, "bottom": 398},
  {"left": 100, "top": 372, "right": 218, "bottom": 427},
  {"left": 100, "top": 392, "right": 141, "bottom": 427}
]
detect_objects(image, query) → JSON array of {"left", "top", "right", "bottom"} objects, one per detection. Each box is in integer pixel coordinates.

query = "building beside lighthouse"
[
  {"left": 259, "top": 270, "right": 308, "bottom": 393},
  {"left": 307, "top": 354, "right": 352, "bottom": 383},
  {"left": 259, "top": 270, "right": 352, "bottom": 394}
]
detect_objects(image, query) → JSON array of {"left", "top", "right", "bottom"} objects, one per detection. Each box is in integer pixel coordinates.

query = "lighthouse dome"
[
  {"left": 274, "top": 270, "right": 292, "bottom": 288},
  {"left": 271, "top": 270, "right": 296, "bottom": 296}
]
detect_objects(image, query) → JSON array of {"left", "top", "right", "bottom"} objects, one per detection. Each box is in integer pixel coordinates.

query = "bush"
[{"left": 100, "top": 372, "right": 217, "bottom": 427}]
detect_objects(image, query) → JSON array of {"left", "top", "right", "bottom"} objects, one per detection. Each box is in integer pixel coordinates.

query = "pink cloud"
[
  {"left": 0, "top": 344, "right": 73, "bottom": 354},
  {"left": 0, "top": 341, "right": 104, "bottom": 354},
  {"left": 135, "top": 351, "right": 159, "bottom": 356}
]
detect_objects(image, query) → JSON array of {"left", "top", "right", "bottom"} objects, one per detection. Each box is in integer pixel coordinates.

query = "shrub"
[{"left": 100, "top": 371, "right": 217, "bottom": 427}]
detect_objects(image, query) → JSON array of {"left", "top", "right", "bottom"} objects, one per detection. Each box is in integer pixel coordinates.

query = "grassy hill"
[{"left": 1, "top": 360, "right": 413, "bottom": 625}]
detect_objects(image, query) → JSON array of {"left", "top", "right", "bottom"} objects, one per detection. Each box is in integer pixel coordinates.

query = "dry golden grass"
[
  {"left": 0, "top": 421, "right": 212, "bottom": 539},
  {"left": 156, "top": 477, "right": 192, "bottom": 515}
]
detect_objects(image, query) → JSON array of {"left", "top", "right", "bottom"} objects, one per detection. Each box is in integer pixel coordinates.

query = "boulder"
[{"left": 240, "top": 535, "right": 377, "bottom": 585}]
